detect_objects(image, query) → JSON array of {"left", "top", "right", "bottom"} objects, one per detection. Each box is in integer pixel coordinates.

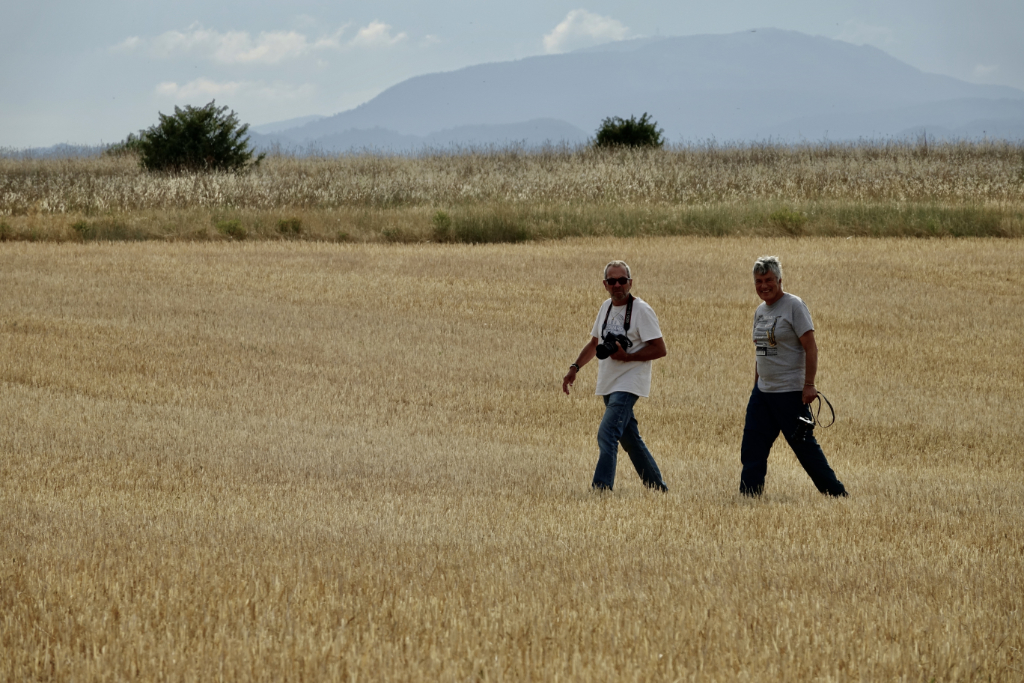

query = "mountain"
[
  {"left": 250, "top": 115, "right": 326, "bottom": 135},
  {"left": 255, "top": 28, "right": 1024, "bottom": 152}
]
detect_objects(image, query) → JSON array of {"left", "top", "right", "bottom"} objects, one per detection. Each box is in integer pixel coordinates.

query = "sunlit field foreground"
[
  {"left": 2, "top": 141, "right": 1024, "bottom": 242},
  {"left": 1, "top": 237, "right": 1021, "bottom": 681}
]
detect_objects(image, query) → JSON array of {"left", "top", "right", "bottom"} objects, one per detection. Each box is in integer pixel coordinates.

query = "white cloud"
[
  {"left": 313, "top": 26, "right": 351, "bottom": 50},
  {"left": 112, "top": 36, "right": 141, "bottom": 52},
  {"left": 543, "top": 9, "right": 630, "bottom": 54},
  {"left": 148, "top": 25, "right": 315, "bottom": 64},
  {"left": 835, "top": 21, "right": 896, "bottom": 47},
  {"left": 349, "top": 21, "right": 407, "bottom": 48},
  {"left": 155, "top": 78, "right": 315, "bottom": 101},
  {"left": 115, "top": 21, "right": 407, "bottom": 65},
  {"left": 155, "top": 78, "right": 244, "bottom": 98}
]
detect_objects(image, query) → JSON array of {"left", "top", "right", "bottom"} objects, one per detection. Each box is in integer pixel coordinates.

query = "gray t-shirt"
[{"left": 752, "top": 292, "right": 814, "bottom": 393}]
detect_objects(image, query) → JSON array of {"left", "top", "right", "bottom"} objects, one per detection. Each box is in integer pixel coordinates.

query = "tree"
[
  {"left": 130, "top": 101, "right": 265, "bottom": 173},
  {"left": 104, "top": 132, "right": 145, "bottom": 158},
  {"left": 594, "top": 113, "right": 665, "bottom": 149}
]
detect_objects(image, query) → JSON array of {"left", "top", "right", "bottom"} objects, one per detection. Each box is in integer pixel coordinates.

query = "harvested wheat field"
[{"left": 1, "top": 236, "right": 1021, "bottom": 681}]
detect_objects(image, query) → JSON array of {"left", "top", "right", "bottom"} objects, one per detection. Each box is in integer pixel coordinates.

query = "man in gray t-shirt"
[{"left": 740, "top": 256, "right": 847, "bottom": 498}]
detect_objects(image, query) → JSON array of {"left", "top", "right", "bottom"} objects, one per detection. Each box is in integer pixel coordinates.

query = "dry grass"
[
  {"left": 1, "top": 237, "right": 1021, "bottom": 681},
  {"left": 2, "top": 141, "right": 1024, "bottom": 241}
]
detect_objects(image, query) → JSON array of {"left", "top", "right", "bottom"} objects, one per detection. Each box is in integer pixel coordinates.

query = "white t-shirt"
[
  {"left": 752, "top": 292, "right": 814, "bottom": 393},
  {"left": 590, "top": 296, "right": 663, "bottom": 397}
]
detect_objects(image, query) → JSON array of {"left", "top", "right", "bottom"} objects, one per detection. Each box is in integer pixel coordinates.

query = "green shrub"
[
  {"left": 594, "top": 113, "right": 664, "bottom": 148},
  {"left": 128, "top": 101, "right": 265, "bottom": 173},
  {"left": 431, "top": 210, "right": 453, "bottom": 242},
  {"left": 0, "top": 221, "right": 12, "bottom": 242},
  {"left": 69, "top": 218, "right": 147, "bottom": 241},
  {"left": 277, "top": 218, "right": 302, "bottom": 235},
  {"left": 104, "top": 133, "right": 144, "bottom": 158},
  {"left": 216, "top": 219, "right": 247, "bottom": 239},
  {"left": 769, "top": 207, "right": 808, "bottom": 234},
  {"left": 451, "top": 214, "right": 531, "bottom": 243},
  {"left": 71, "top": 220, "right": 94, "bottom": 240}
]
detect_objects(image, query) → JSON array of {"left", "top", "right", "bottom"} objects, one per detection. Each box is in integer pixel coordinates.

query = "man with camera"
[{"left": 562, "top": 260, "right": 669, "bottom": 492}]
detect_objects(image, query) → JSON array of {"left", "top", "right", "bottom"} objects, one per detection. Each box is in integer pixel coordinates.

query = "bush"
[
  {"left": 431, "top": 210, "right": 453, "bottom": 242},
  {"left": 594, "top": 113, "right": 664, "bottom": 148},
  {"left": 129, "top": 101, "right": 265, "bottom": 173},
  {"left": 215, "top": 219, "right": 247, "bottom": 239},
  {"left": 769, "top": 207, "right": 808, "bottom": 234},
  {"left": 104, "top": 133, "right": 144, "bottom": 158},
  {"left": 277, "top": 218, "right": 302, "bottom": 235}
]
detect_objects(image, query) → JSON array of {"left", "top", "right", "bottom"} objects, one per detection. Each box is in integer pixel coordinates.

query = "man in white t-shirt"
[{"left": 562, "top": 260, "right": 668, "bottom": 491}]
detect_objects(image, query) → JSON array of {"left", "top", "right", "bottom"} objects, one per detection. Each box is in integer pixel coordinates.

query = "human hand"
[
  {"left": 802, "top": 384, "right": 818, "bottom": 404},
  {"left": 610, "top": 343, "right": 631, "bottom": 362},
  {"left": 562, "top": 368, "right": 577, "bottom": 395}
]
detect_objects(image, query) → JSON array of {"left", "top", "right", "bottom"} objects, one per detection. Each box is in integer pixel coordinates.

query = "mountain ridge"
[{"left": 253, "top": 28, "right": 1024, "bottom": 153}]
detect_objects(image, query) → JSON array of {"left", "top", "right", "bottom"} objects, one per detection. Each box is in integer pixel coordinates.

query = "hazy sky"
[{"left": 3, "top": 0, "right": 1022, "bottom": 148}]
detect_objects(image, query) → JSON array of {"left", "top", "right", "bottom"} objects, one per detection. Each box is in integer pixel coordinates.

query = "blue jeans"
[
  {"left": 740, "top": 386, "right": 847, "bottom": 497},
  {"left": 593, "top": 392, "right": 667, "bottom": 491}
]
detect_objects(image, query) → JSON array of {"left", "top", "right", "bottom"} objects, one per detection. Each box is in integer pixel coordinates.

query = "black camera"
[
  {"left": 595, "top": 333, "right": 632, "bottom": 360},
  {"left": 792, "top": 416, "right": 815, "bottom": 442}
]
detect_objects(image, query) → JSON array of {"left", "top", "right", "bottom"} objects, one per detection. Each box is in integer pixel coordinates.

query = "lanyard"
[{"left": 601, "top": 294, "right": 634, "bottom": 335}]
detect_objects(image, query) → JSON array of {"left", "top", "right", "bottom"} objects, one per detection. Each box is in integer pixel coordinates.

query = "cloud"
[
  {"left": 147, "top": 26, "right": 314, "bottom": 64},
  {"left": 155, "top": 78, "right": 315, "bottom": 101},
  {"left": 835, "top": 21, "right": 895, "bottom": 47},
  {"left": 112, "top": 37, "right": 141, "bottom": 51},
  {"left": 543, "top": 10, "right": 630, "bottom": 54},
  {"left": 116, "top": 21, "right": 406, "bottom": 65},
  {"left": 349, "top": 21, "right": 407, "bottom": 48}
]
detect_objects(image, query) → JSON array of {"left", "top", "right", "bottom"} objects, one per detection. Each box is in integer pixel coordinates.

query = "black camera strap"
[
  {"left": 601, "top": 294, "right": 634, "bottom": 336},
  {"left": 808, "top": 392, "right": 836, "bottom": 429}
]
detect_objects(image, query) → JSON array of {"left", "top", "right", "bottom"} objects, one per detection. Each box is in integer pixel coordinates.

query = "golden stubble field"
[{"left": 1, "top": 236, "right": 1021, "bottom": 681}]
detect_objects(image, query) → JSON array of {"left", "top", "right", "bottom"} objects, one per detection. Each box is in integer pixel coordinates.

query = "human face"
[
  {"left": 603, "top": 266, "right": 632, "bottom": 305},
  {"left": 754, "top": 270, "right": 783, "bottom": 305}
]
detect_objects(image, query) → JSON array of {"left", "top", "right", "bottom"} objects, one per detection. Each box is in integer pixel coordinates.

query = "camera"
[
  {"left": 792, "top": 416, "right": 815, "bottom": 442},
  {"left": 595, "top": 333, "right": 632, "bottom": 360}
]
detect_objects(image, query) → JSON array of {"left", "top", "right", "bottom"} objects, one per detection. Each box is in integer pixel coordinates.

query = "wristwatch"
[{"left": 569, "top": 363, "right": 580, "bottom": 372}]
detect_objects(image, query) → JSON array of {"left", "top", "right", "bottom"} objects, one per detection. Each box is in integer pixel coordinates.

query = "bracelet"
[{"left": 569, "top": 363, "right": 580, "bottom": 372}]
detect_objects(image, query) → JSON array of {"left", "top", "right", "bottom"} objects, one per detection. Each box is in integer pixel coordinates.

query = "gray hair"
[
  {"left": 604, "top": 260, "right": 632, "bottom": 280},
  {"left": 753, "top": 255, "right": 783, "bottom": 281}
]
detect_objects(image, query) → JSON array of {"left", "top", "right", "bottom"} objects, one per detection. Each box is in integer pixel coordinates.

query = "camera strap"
[
  {"left": 808, "top": 392, "right": 836, "bottom": 429},
  {"left": 601, "top": 294, "right": 634, "bottom": 336}
]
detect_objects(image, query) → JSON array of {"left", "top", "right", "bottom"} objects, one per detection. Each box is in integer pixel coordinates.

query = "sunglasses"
[{"left": 604, "top": 277, "right": 631, "bottom": 285}]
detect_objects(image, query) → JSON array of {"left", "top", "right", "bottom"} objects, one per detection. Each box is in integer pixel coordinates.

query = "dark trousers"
[{"left": 740, "top": 386, "right": 847, "bottom": 497}]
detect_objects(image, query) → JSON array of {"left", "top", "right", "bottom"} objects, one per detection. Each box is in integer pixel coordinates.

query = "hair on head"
[
  {"left": 604, "top": 260, "right": 631, "bottom": 280},
  {"left": 753, "top": 255, "right": 782, "bottom": 281}
]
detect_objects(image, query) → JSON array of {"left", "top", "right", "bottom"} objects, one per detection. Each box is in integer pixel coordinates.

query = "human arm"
[
  {"left": 609, "top": 336, "right": 666, "bottom": 362},
  {"left": 562, "top": 337, "right": 599, "bottom": 395},
  {"left": 798, "top": 330, "right": 818, "bottom": 404}
]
